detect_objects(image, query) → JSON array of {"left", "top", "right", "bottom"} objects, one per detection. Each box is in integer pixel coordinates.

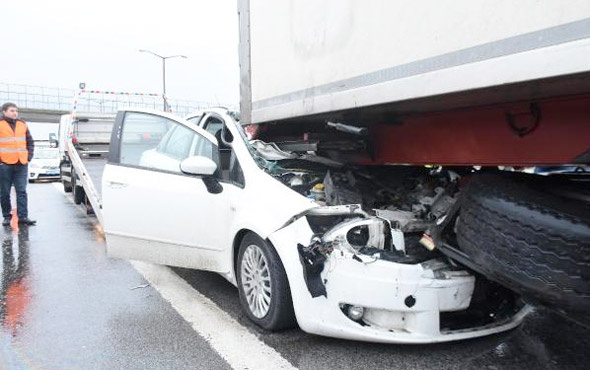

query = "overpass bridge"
[
  {"left": 17, "top": 108, "right": 68, "bottom": 123},
  {"left": 1, "top": 82, "right": 231, "bottom": 124}
]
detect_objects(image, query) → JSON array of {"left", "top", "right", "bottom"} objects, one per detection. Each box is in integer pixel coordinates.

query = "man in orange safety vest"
[{"left": 0, "top": 102, "right": 36, "bottom": 226}]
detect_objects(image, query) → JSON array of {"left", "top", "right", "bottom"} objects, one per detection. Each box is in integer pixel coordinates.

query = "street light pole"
[
  {"left": 162, "top": 58, "right": 166, "bottom": 100},
  {"left": 139, "top": 49, "right": 187, "bottom": 110}
]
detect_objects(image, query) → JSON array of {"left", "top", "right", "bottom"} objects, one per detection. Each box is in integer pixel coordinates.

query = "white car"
[
  {"left": 102, "top": 108, "right": 530, "bottom": 344},
  {"left": 29, "top": 147, "right": 60, "bottom": 182}
]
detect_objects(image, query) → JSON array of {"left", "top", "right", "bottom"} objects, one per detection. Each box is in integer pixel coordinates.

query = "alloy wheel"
[{"left": 240, "top": 244, "right": 272, "bottom": 318}]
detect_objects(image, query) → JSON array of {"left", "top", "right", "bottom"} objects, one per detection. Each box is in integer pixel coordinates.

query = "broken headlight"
[{"left": 321, "top": 217, "right": 404, "bottom": 253}]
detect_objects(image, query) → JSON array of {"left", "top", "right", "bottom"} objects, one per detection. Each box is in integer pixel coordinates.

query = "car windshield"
[{"left": 34, "top": 149, "right": 59, "bottom": 159}]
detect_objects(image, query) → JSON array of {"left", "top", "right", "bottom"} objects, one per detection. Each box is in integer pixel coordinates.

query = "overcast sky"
[{"left": 1, "top": 0, "right": 239, "bottom": 105}]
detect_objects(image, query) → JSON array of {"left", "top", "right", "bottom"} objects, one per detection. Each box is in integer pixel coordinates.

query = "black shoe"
[
  {"left": 2, "top": 217, "right": 10, "bottom": 226},
  {"left": 18, "top": 218, "right": 36, "bottom": 226}
]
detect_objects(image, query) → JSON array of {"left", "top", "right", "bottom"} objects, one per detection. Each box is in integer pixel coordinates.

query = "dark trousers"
[{"left": 0, "top": 163, "right": 28, "bottom": 219}]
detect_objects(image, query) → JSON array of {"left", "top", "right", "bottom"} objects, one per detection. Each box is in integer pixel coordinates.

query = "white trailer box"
[{"left": 239, "top": 0, "right": 590, "bottom": 124}]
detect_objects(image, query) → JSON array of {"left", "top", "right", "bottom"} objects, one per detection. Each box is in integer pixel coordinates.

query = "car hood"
[{"left": 30, "top": 158, "right": 59, "bottom": 167}]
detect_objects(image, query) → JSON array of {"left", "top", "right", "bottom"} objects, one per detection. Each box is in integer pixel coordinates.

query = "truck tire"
[
  {"left": 63, "top": 180, "right": 73, "bottom": 193},
  {"left": 72, "top": 171, "right": 85, "bottom": 205},
  {"left": 455, "top": 173, "right": 590, "bottom": 323},
  {"left": 73, "top": 186, "right": 85, "bottom": 204},
  {"left": 73, "top": 185, "right": 85, "bottom": 205},
  {"left": 71, "top": 168, "right": 85, "bottom": 205},
  {"left": 61, "top": 164, "right": 73, "bottom": 193},
  {"left": 236, "top": 233, "right": 296, "bottom": 330}
]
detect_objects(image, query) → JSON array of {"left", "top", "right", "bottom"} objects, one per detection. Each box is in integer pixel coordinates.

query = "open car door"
[{"left": 101, "top": 109, "right": 233, "bottom": 273}]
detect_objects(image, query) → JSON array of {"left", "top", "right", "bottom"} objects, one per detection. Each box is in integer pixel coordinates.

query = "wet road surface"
[
  {"left": 1, "top": 183, "right": 230, "bottom": 370},
  {"left": 2, "top": 182, "right": 590, "bottom": 369},
  {"left": 175, "top": 268, "right": 590, "bottom": 370}
]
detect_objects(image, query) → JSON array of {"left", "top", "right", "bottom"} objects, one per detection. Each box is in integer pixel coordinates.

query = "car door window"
[
  {"left": 119, "top": 112, "right": 220, "bottom": 175},
  {"left": 192, "top": 134, "right": 214, "bottom": 158},
  {"left": 155, "top": 125, "right": 176, "bottom": 153},
  {"left": 120, "top": 112, "right": 171, "bottom": 166},
  {"left": 204, "top": 118, "right": 223, "bottom": 137},
  {"left": 162, "top": 124, "right": 194, "bottom": 160},
  {"left": 229, "top": 152, "right": 245, "bottom": 187}
]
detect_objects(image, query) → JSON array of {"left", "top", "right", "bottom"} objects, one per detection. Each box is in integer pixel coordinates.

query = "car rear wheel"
[{"left": 237, "top": 233, "right": 296, "bottom": 330}]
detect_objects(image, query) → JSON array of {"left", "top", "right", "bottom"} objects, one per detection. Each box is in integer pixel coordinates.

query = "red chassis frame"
[{"left": 369, "top": 94, "right": 590, "bottom": 166}]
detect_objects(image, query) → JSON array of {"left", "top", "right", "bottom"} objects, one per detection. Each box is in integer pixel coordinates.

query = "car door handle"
[{"left": 106, "top": 181, "right": 128, "bottom": 189}]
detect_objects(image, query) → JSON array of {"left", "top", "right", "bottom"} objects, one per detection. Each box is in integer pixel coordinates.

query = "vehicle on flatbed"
[{"left": 28, "top": 146, "right": 60, "bottom": 182}]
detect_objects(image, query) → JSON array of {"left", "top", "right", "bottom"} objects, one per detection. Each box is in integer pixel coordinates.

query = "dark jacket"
[{"left": 1, "top": 117, "right": 35, "bottom": 162}]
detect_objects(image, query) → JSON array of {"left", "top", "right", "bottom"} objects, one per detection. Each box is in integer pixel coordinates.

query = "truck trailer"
[{"left": 237, "top": 0, "right": 590, "bottom": 326}]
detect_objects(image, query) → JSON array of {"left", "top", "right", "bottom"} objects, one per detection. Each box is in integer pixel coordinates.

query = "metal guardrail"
[{"left": 0, "top": 82, "right": 235, "bottom": 117}]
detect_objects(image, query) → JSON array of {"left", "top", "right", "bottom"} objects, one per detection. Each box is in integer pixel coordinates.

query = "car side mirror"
[{"left": 180, "top": 156, "right": 218, "bottom": 176}]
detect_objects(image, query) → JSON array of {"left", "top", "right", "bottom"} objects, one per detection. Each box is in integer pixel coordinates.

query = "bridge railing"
[
  {"left": 0, "top": 83, "right": 75, "bottom": 111},
  {"left": 0, "top": 83, "right": 234, "bottom": 117}
]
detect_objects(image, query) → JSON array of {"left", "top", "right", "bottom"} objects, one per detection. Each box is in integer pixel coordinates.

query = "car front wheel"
[{"left": 237, "top": 233, "right": 296, "bottom": 330}]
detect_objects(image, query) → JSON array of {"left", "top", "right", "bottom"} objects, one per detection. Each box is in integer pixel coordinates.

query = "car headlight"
[
  {"left": 30, "top": 163, "right": 40, "bottom": 168},
  {"left": 322, "top": 217, "right": 400, "bottom": 253}
]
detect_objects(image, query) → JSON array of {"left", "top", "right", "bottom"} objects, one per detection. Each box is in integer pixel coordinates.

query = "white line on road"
[
  {"left": 52, "top": 181, "right": 297, "bottom": 370},
  {"left": 131, "top": 261, "right": 298, "bottom": 370}
]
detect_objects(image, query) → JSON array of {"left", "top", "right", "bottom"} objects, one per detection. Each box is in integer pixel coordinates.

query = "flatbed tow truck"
[{"left": 58, "top": 112, "right": 113, "bottom": 225}]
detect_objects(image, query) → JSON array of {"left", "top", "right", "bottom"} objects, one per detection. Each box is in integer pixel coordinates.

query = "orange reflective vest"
[{"left": 0, "top": 119, "right": 29, "bottom": 164}]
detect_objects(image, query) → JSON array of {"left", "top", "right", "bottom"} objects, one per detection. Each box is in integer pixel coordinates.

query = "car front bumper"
[
  {"left": 268, "top": 216, "right": 531, "bottom": 344},
  {"left": 29, "top": 168, "right": 60, "bottom": 181}
]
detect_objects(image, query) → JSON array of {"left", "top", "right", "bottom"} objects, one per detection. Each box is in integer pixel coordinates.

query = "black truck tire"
[
  {"left": 455, "top": 173, "right": 590, "bottom": 322},
  {"left": 72, "top": 171, "right": 85, "bottom": 205},
  {"left": 73, "top": 185, "right": 85, "bottom": 205},
  {"left": 63, "top": 180, "right": 73, "bottom": 193}
]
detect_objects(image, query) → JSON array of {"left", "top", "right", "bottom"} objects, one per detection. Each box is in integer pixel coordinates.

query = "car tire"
[
  {"left": 237, "top": 233, "right": 296, "bottom": 331},
  {"left": 455, "top": 173, "right": 590, "bottom": 323}
]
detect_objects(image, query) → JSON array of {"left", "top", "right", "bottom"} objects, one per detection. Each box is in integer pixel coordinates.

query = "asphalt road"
[
  {"left": 0, "top": 183, "right": 230, "bottom": 370},
  {"left": 1, "top": 182, "right": 589, "bottom": 369}
]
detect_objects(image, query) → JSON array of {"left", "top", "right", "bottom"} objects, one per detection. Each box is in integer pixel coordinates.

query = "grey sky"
[{"left": 2, "top": 0, "right": 239, "bottom": 105}]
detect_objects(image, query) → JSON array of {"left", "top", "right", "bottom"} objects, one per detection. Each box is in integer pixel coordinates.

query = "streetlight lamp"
[{"left": 139, "top": 49, "right": 187, "bottom": 110}]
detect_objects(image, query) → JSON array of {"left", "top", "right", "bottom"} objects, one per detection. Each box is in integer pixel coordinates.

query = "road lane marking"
[
  {"left": 51, "top": 182, "right": 65, "bottom": 192},
  {"left": 53, "top": 181, "right": 297, "bottom": 369},
  {"left": 131, "top": 261, "right": 298, "bottom": 370}
]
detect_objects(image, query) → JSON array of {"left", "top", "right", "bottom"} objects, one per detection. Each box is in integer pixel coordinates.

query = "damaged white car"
[{"left": 102, "top": 108, "right": 530, "bottom": 344}]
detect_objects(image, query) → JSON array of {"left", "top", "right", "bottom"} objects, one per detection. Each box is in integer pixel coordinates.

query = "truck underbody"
[{"left": 245, "top": 104, "right": 590, "bottom": 327}]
